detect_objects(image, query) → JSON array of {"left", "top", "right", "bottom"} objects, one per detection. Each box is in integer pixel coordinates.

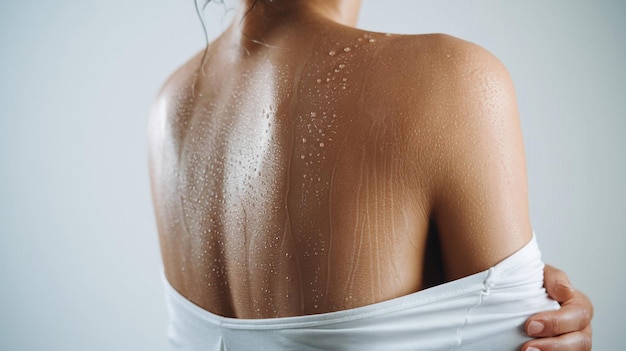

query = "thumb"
[{"left": 544, "top": 264, "right": 576, "bottom": 303}]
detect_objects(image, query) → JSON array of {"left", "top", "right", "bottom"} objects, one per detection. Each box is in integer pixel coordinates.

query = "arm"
[
  {"left": 522, "top": 265, "right": 593, "bottom": 351},
  {"left": 427, "top": 38, "right": 533, "bottom": 279},
  {"left": 419, "top": 36, "right": 592, "bottom": 350}
]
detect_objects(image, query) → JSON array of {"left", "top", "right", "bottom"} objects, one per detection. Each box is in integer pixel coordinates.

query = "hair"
[{"left": 195, "top": 0, "right": 263, "bottom": 75}]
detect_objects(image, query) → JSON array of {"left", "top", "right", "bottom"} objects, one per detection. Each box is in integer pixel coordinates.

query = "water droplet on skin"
[
  {"left": 316, "top": 78, "right": 322, "bottom": 83},
  {"left": 302, "top": 138, "right": 307, "bottom": 143},
  {"left": 338, "top": 64, "right": 346, "bottom": 69},
  {"left": 343, "top": 47, "right": 351, "bottom": 52},
  {"left": 328, "top": 50, "right": 336, "bottom": 56},
  {"left": 342, "top": 78, "right": 347, "bottom": 82},
  {"left": 319, "top": 142, "right": 324, "bottom": 147},
  {"left": 301, "top": 155, "right": 305, "bottom": 159}
]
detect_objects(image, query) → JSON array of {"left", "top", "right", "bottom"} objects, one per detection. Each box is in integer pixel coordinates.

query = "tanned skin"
[{"left": 148, "top": 1, "right": 592, "bottom": 349}]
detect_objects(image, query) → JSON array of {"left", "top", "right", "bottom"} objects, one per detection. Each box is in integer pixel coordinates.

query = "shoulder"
[
  {"left": 367, "top": 32, "right": 517, "bottom": 135},
  {"left": 389, "top": 33, "right": 508, "bottom": 73},
  {"left": 148, "top": 50, "right": 204, "bottom": 122},
  {"left": 387, "top": 36, "right": 531, "bottom": 279},
  {"left": 384, "top": 33, "right": 519, "bottom": 159},
  {"left": 147, "top": 50, "right": 205, "bottom": 146},
  {"left": 382, "top": 33, "right": 514, "bottom": 102},
  {"left": 155, "top": 50, "right": 205, "bottom": 104},
  {"left": 378, "top": 33, "right": 519, "bottom": 163}
]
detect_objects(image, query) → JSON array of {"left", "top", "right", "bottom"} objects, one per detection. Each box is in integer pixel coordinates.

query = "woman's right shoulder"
[
  {"left": 380, "top": 32, "right": 508, "bottom": 85},
  {"left": 384, "top": 34, "right": 532, "bottom": 281},
  {"left": 378, "top": 32, "right": 516, "bottom": 138},
  {"left": 377, "top": 33, "right": 524, "bottom": 234}
]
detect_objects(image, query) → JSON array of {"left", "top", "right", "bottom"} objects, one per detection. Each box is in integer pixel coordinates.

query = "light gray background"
[{"left": 1, "top": 0, "right": 623, "bottom": 349}]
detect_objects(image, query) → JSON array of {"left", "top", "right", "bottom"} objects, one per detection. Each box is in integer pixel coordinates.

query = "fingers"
[
  {"left": 543, "top": 264, "right": 575, "bottom": 302},
  {"left": 523, "top": 264, "right": 594, "bottom": 351},
  {"left": 525, "top": 290, "right": 593, "bottom": 337},
  {"left": 522, "top": 326, "right": 592, "bottom": 351}
]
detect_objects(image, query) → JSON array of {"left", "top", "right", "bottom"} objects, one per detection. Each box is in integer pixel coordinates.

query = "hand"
[{"left": 522, "top": 265, "right": 593, "bottom": 351}]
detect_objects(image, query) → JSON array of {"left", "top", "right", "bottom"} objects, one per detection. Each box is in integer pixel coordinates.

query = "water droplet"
[
  {"left": 328, "top": 50, "right": 336, "bottom": 56},
  {"left": 342, "top": 78, "right": 347, "bottom": 82},
  {"left": 301, "top": 155, "right": 305, "bottom": 159},
  {"left": 343, "top": 47, "right": 351, "bottom": 52},
  {"left": 319, "top": 142, "right": 324, "bottom": 147},
  {"left": 316, "top": 78, "right": 322, "bottom": 83},
  {"left": 302, "top": 138, "right": 307, "bottom": 143},
  {"left": 338, "top": 64, "right": 346, "bottom": 69}
]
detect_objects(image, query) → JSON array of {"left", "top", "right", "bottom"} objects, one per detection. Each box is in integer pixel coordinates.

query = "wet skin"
[
  {"left": 149, "top": 7, "right": 532, "bottom": 318},
  {"left": 148, "top": 6, "right": 591, "bottom": 351}
]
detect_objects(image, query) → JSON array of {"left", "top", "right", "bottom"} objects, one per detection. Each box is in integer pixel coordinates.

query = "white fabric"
[{"left": 163, "top": 233, "right": 559, "bottom": 350}]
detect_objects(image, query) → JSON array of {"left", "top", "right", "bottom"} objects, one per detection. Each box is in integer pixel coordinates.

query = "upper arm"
[{"left": 424, "top": 37, "right": 533, "bottom": 281}]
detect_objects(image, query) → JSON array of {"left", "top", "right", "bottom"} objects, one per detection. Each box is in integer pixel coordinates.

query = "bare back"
[{"left": 148, "top": 13, "right": 532, "bottom": 318}]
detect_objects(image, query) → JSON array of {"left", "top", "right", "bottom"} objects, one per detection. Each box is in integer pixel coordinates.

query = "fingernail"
[
  {"left": 526, "top": 347, "right": 540, "bottom": 351},
  {"left": 527, "top": 321, "right": 544, "bottom": 336}
]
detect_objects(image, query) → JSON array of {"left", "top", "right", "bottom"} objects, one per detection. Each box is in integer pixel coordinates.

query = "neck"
[{"left": 237, "top": 0, "right": 362, "bottom": 27}]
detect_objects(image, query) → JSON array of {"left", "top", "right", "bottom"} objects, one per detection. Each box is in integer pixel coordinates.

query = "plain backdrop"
[{"left": 1, "top": 0, "right": 623, "bottom": 349}]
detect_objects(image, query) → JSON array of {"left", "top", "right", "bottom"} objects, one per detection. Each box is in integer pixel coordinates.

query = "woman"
[{"left": 148, "top": 0, "right": 592, "bottom": 349}]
